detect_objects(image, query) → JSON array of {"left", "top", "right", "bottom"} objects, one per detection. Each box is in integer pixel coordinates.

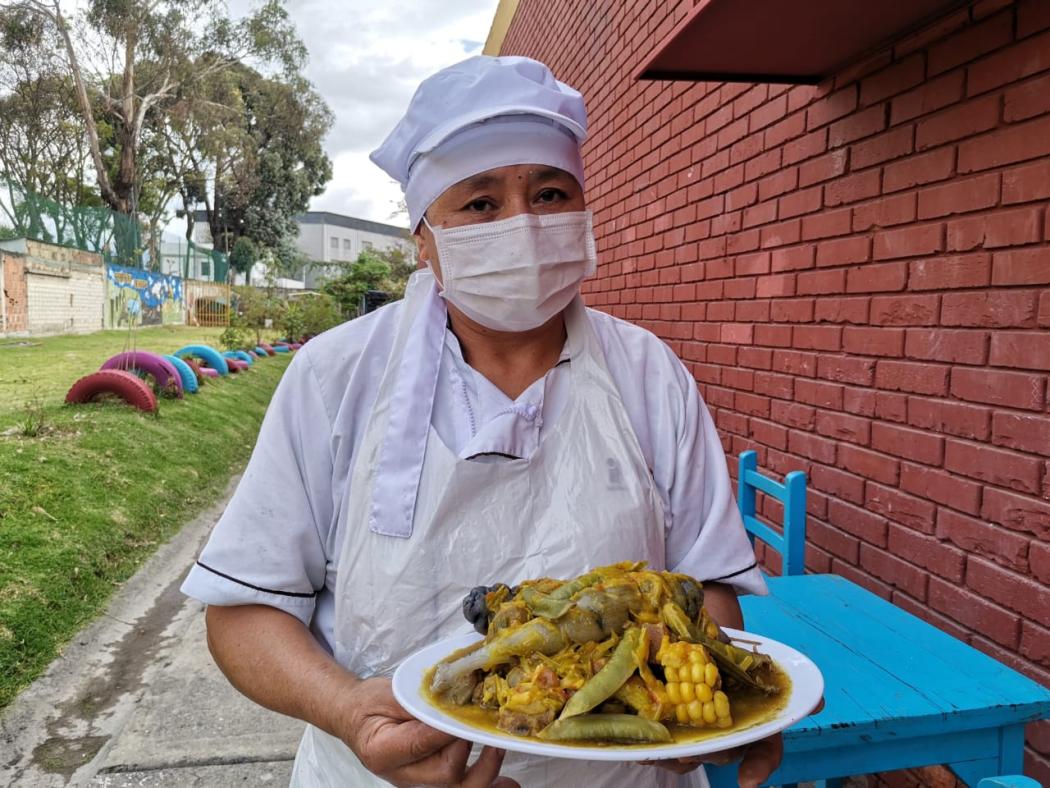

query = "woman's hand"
[
  {"left": 641, "top": 732, "right": 783, "bottom": 787},
  {"left": 337, "top": 676, "right": 520, "bottom": 788}
]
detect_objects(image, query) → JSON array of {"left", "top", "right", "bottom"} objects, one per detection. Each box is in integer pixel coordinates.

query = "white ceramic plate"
[{"left": 392, "top": 627, "right": 823, "bottom": 761}]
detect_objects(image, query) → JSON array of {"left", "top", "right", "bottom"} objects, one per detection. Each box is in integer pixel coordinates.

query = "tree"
[
  {"left": 229, "top": 236, "right": 257, "bottom": 282},
  {"left": 0, "top": 0, "right": 308, "bottom": 260},
  {"left": 320, "top": 245, "right": 418, "bottom": 319}
]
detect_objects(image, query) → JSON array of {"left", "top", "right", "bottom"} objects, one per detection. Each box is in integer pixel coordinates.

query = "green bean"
[
  {"left": 550, "top": 571, "right": 602, "bottom": 600},
  {"left": 538, "top": 713, "right": 671, "bottom": 743},
  {"left": 559, "top": 627, "right": 641, "bottom": 719}
]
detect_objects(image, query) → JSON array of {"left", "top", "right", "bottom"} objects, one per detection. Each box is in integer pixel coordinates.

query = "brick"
[
  {"left": 814, "top": 296, "right": 869, "bottom": 324},
  {"left": 778, "top": 186, "right": 822, "bottom": 219},
  {"left": 759, "top": 219, "right": 802, "bottom": 249},
  {"left": 809, "top": 465, "right": 866, "bottom": 506},
  {"left": 991, "top": 248, "right": 1050, "bottom": 285},
  {"left": 844, "top": 387, "right": 877, "bottom": 417},
  {"left": 945, "top": 438, "right": 1043, "bottom": 494},
  {"left": 794, "top": 378, "right": 844, "bottom": 408},
  {"left": 783, "top": 129, "right": 828, "bottom": 165},
  {"left": 851, "top": 125, "right": 913, "bottom": 170},
  {"left": 967, "top": 557, "right": 1050, "bottom": 621},
  {"left": 901, "top": 462, "right": 983, "bottom": 516},
  {"left": 824, "top": 170, "right": 881, "bottom": 208},
  {"left": 928, "top": 11, "right": 1013, "bottom": 75},
  {"left": 859, "top": 55, "right": 925, "bottom": 106},
  {"left": 805, "top": 87, "right": 859, "bottom": 130},
  {"left": 968, "top": 29, "right": 1050, "bottom": 95},
  {"left": 796, "top": 268, "right": 845, "bottom": 295},
  {"left": 873, "top": 223, "right": 944, "bottom": 260},
  {"left": 770, "top": 298, "right": 814, "bottom": 322},
  {"left": 792, "top": 324, "right": 841, "bottom": 351},
  {"left": 874, "top": 390, "right": 908, "bottom": 423},
  {"left": 770, "top": 245, "right": 815, "bottom": 272},
  {"left": 951, "top": 367, "right": 1045, "bottom": 410},
  {"left": 755, "top": 273, "right": 796, "bottom": 298},
  {"left": 908, "top": 253, "right": 991, "bottom": 290},
  {"left": 928, "top": 576, "right": 1019, "bottom": 649},
  {"left": 917, "top": 173, "right": 1001, "bottom": 220},
  {"left": 757, "top": 168, "right": 799, "bottom": 201},
  {"left": 814, "top": 237, "right": 870, "bottom": 268},
  {"left": 815, "top": 409, "right": 871, "bottom": 444},
  {"left": 798, "top": 149, "right": 848, "bottom": 187},
  {"left": 1019, "top": 0, "right": 1050, "bottom": 37},
  {"left": 754, "top": 324, "right": 793, "bottom": 347},
  {"left": 1021, "top": 621, "right": 1050, "bottom": 670},
  {"left": 916, "top": 94, "right": 1000, "bottom": 151},
  {"left": 947, "top": 206, "right": 1043, "bottom": 251},
  {"left": 771, "top": 349, "right": 817, "bottom": 377},
  {"left": 828, "top": 105, "right": 888, "bottom": 148},
  {"left": 941, "top": 290, "right": 1039, "bottom": 328},
  {"left": 870, "top": 294, "right": 941, "bottom": 326},
  {"left": 875, "top": 359, "right": 949, "bottom": 395},
  {"left": 735, "top": 251, "right": 771, "bottom": 275},
  {"left": 1042, "top": 291, "right": 1050, "bottom": 327},
  {"left": 735, "top": 391, "right": 771, "bottom": 418},
  {"left": 983, "top": 486, "right": 1050, "bottom": 540},
  {"left": 738, "top": 346, "right": 773, "bottom": 370},
  {"left": 904, "top": 328, "right": 988, "bottom": 365},
  {"left": 839, "top": 443, "right": 900, "bottom": 485},
  {"left": 1033, "top": 540, "right": 1050, "bottom": 586},
  {"left": 936, "top": 508, "right": 1029, "bottom": 571},
  {"left": 992, "top": 411, "right": 1050, "bottom": 454},
  {"left": 843, "top": 326, "right": 905, "bottom": 356},
  {"left": 735, "top": 299, "right": 770, "bottom": 322},
  {"left": 800, "top": 207, "right": 852, "bottom": 240},
  {"left": 770, "top": 400, "right": 816, "bottom": 429},
  {"left": 860, "top": 544, "right": 928, "bottom": 599},
  {"left": 1003, "top": 160, "right": 1050, "bottom": 204},
  {"left": 748, "top": 93, "right": 788, "bottom": 132},
  {"left": 788, "top": 430, "right": 837, "bottom": 463},
  {"left": 720, "top": 323, "right": 755, "bottom": 344},
  {"left": 852, "top": 193, "right": 917, "bottom": 231},
  {"left": 753, "top": 370, "right": 794, "bottom": 399},
  {"left": 889, "top": 525, "right": 965, "bottom": 583},
  {"left": 958, "top": 115, "right": 1050, "bottom": 172},
  {"left": 871, "top": 421, "right": 944, "bottom": 465},
  {"left": 990, "top": 331, "right": 1050, "bottom": 371},
  {"left": 846, "top": 261, "right": 908, "bottom": 293},
  {"left": 883, "top": 147, "right": 955, "bottom": 193},
  {"left": 827, "top": 498, "right": 889, "bottom": 546},
  {"left": 1004, "top": 72, "right": 1050, "bottom": 122},
  {"left": 890, "top": 71, "right": 965, "bottom": 125}
]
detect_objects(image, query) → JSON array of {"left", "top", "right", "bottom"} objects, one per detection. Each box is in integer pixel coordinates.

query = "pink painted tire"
[
  {"left": 65, "top": 370, "right": 158, "bottom": 413},
  {"left": 100, "top": 351, "right": 183, "bottom": 398},
  {"left": 258, "top": 342, "right": 277, "bottom": 356},
  {"left": 290, "top": 343, "right": 302, "bottom": 350},
  {"left": 200, "top": 367, "right": 220, "bottom": 379}
]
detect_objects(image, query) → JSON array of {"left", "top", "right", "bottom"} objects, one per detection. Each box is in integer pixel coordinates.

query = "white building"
[{"left": 191, "top": 211, "right": 414, "bottom": 289}]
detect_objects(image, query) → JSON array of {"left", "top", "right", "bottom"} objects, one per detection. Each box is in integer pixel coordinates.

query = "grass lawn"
[{"left": 0, "top": 326, "right": 293, "bottom": 709}]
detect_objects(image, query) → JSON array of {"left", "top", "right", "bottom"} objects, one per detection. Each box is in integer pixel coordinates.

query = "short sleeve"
[
  {"left": 662, "top": 355, "right": 767, "bottom": 597},
  {"left": 180, "top": 349, "right": 334, "bottom": 625}
]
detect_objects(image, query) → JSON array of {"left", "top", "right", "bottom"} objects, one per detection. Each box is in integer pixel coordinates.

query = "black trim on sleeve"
[
  {"left": 196, "top": 561, "right": 318, "bottom": 598},
  {"left": 464, "top": 451, "right": 523, "bottom": 461},
  {"left": 705, "top": 561, "right": 759, "bottom": 583}
]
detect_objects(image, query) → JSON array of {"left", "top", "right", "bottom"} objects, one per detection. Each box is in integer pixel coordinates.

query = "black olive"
[{"left": 462, "top": 585, "right": 492, "bottom": 634}]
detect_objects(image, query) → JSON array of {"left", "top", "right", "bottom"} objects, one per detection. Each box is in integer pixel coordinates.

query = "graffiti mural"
[{"left": 106, "top": 264, "right": 184, "bottom": 328}]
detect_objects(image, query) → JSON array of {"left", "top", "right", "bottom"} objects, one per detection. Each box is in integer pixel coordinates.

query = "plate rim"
[{"left": 391, "top": 627, "right": 824, "bottom": 761}]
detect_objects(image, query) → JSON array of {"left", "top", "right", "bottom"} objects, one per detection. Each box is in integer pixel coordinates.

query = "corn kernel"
[
  {"left": 714, "top": 690, "right": 731, "bottom": 719},
  {"left": 702, "top": 701, "right": 717, "bottom": 725},
  {"left": 687, "top": 699, "right": 703, "bottom": 721},
  {"left": 664, "top": 666, "right": 678, "bottom": 682},
  {"left": 689, "top": 662, "right": 704, "bottom": 683},
  {"left": 680, "top": 681, "right": 695, "bottom": 703},
  {"left": 688, "top": 649, "right": 704, "bottom": 664},
  {"left": 675, "top": 704, "right": 690, "bottom": 725},
  {"left": 666, "top": 682, "right": 681, "bottom": 705},
  {"left": 704, "top": 663, "right": 719, "bottom": 687},
  {"left": 696, "top": 683, "right": 713, "bottom": 703},
  {"left": 717, "top": 716, "right": 732, "bottom": 728}
]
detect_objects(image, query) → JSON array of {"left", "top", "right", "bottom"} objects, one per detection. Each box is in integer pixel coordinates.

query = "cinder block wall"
[
  {"left": 21, "top": 242, "right": 106, "bottom": 336},
  {"left": 500, "top": 0, "right": 1050, "bottom": 782}
]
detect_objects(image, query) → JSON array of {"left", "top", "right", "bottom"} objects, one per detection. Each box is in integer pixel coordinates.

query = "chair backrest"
[
  {"left": 737, "top": 450, "right": 808, "bottom": 576},
  {"left": 977, "top": 778, "right": 1042, "bottom": 788}
]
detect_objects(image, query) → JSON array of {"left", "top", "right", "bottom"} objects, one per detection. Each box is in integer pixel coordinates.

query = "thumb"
[{"left": 490, "top": 779, "right": 521, "bottom": 788}]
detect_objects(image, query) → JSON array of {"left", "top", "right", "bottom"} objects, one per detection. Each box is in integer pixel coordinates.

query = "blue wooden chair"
[
  {"left": 977, "top": 778, "right": 1042, "bottom": 788},
  {"left": 736, "top": 449, "right": 808, "bottom": 577}
]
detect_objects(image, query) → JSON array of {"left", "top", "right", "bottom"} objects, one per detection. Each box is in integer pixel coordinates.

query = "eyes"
[{"left": 461, "top": 187, "right": 570, "bottom": 214}]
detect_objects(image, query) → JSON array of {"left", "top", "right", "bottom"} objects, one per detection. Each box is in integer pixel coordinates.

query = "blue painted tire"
[
  {"left": 223, "top": 350, "right": 254, "bottom": 365},
  {"left": 272, "top": 344, "right": 290, "bottom": 353},
  {"left": 164, "top": 354, "right": 199, "bottom": 394},
  {"left": 254, "top": 346, "right": 268, "bottom": 357},
  {"left": 174, "top": 344, "right": 229, "bottom": 376}
]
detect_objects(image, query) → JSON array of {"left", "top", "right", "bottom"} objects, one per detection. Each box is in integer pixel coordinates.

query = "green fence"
[{"left": 0, "top": 180, "right": 228, "bottom": 282}]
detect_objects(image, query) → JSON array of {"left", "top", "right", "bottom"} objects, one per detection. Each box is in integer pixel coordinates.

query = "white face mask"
[{"left": 424, "top": 210, "right": 597, "bottom": 332}]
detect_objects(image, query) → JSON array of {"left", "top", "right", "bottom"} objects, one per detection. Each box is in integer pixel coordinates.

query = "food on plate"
[{"left": 425, "top": 562, "right": 786, "bottom": 745}]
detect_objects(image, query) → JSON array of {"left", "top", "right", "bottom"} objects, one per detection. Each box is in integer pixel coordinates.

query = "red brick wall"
[
  {"left": 2, "top": 252, "right": 28, "bottom": 333},
  {"left": 501, "top": 0, "right": 1050, "bottom": 782}
]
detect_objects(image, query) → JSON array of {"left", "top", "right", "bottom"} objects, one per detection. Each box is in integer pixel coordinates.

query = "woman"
[{"left": 183, "top": 55, "right": 779, "bottom": 787}]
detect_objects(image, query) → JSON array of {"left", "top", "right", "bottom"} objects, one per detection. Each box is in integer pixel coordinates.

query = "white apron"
[{"left": 290, "top": 273, "right": 707, "bottom": 787}]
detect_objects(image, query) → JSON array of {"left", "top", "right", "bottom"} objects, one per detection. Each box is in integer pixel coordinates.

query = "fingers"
[
  {"left": 737, "top": 734, "right": 784, "bottom": 788},
  {"left": 387, "top": 737, "right": 472, "bottom": 786},
  {"left": 462, "top": 747, "right": 516, "bottom": 787}
]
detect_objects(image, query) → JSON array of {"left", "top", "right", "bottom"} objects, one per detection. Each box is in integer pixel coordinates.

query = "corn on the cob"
[{"left": 656, "top": 637, "right": 733, "bottom": 728}]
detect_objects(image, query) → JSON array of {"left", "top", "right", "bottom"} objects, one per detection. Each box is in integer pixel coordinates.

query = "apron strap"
[{"left": 368, "top": 278, "right": 446, "bottom": 537}]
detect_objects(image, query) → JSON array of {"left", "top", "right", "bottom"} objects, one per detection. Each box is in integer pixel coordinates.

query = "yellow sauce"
[{"left": 422, "top": 664, "right": 792, "bottom": 749}]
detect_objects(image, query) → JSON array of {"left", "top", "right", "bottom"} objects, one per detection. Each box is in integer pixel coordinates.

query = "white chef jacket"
[{"left": 181, "top": 299, "right": 767, "bottom": 653}]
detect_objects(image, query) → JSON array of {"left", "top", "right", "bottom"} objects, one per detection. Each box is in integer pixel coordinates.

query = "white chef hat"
[{"left": 370, "top": 56, "right": 588, "bottom": 230}]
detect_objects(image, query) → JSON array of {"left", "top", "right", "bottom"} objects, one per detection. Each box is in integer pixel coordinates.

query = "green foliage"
[
  {"left": 276, "top": 293, "right": 340, "bottom": 340},
  {"left": 229, "top": 236, "right": 256, "bottom": 275},
  {"left": 218, "top": 324, "right": 254, "bottom": 351},
  {"left": 230, "top": 285, "right": 281, "bottom": 345},
  {"left": 17, "top": 398, "right": 47, "bottom": 438},
  {"left": 320, "top": 245, "right": 416, "bottom": 319},
  {"left": 0, "top": 330, "right": 293, "bottom": 709}
]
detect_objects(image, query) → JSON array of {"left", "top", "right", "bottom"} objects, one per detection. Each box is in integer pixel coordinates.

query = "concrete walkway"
[{"left": 0, "top": 478, "right": 305, "bottom": 787}]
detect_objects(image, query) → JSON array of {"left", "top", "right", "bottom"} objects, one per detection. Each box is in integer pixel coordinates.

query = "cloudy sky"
[{"left": 233, "top": 0, "right": 501, "bottom": 228}]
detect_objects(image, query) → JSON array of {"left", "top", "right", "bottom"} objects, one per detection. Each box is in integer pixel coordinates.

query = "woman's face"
[{"left": 414, "top": 163, "right": 585, "bottom": 283}]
